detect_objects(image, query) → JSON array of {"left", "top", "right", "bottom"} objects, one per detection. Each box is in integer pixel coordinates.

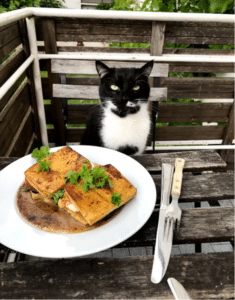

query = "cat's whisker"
[{"left": 87, "top": 103, "right": 100, "bottom": 112}]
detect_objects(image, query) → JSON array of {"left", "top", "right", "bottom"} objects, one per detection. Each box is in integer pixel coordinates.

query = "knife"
[
  {"left": 167, "top": 278, "right": 193, "bottom": 300},
  {"left": 151, "top": 163, "right": 174, "bottom": 284}
]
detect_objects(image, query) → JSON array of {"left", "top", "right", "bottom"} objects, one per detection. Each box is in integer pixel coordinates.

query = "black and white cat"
[{"left": 80, "top": 60, "right": 154, "bottom": 155}]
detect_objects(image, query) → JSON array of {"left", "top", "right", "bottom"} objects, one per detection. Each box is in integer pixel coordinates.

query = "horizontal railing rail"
[
  {"left": 0, "top": 8, "right": 235, "bottom": 28},
  {"left": 0, "top": 8, "right": 234, "bottom": 154}
]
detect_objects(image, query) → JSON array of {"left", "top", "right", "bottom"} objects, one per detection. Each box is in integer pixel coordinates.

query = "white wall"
[{"left": 64, "top": 0, "right": 81, "bottom": 9}]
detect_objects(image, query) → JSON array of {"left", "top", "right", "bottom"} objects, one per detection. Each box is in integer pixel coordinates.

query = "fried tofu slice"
[
  {"left": 97, "top": 164, "right": 137, "bottom": 204},
  {"left": 25, "top": 146, "right": 91, "bottom": 198},
  {"left": 65, "top": 164, "right": 137, "bottom": 226},
  {"left": 58, "top": 191, "right": 88, "bottom": 226}
]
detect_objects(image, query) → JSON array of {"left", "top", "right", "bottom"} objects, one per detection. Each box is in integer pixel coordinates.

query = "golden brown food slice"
[
  {"left": 65, "top": 183, "right": 115, "bottom": 226},
  {"left": 25, "top": 146, "right": 91, "bottom": 198},
  {"left": 97, "top": 164, "right": 137, "bottom": 205},
  {"left": 64, "top": 164, "right": 137, "bottom": 226},
  {"left": 58, "top": 191, "right": 88, "bottom": 225}
]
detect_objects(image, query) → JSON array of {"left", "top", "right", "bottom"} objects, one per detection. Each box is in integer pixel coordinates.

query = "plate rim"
[{"left": 0, "top": 145, "right": 156, "bottom": 258}]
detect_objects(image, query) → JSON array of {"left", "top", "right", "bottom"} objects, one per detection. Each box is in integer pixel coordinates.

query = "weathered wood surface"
[
  {"left": 0, "top": 150, "right": 226, "bottom": 172},
  {"left": 150, "top": 21, "right": 165, "bottom": 56},
  {"left": 51, "top": 60, "right": 169, "bottom": 77},
  {"left": 0, "top": 36, "right": 21, "bottom": 61},
  {"left": 120, "top": 206, "right": 234, "bottom": 247},
  {"left": 220, "top": 102, "right": 235, "bottom": 162},
  {"left": 133, "top": 150, "right": 227, "bottom": 173},
  {"left": 155, "top": 125, "right": 225, "bottom": 141},
  {"left": 36, "top": 18, "right": 234, "bottom": 45},
  {"left": 0, "top": 47, "right": 25, "bottom": 87},
  {"left": 42, "top": 75, "right": 234, "bottom": 100},
  {"left": 5, "top": 107, "right": 34, "bottom": 157},
  {"left": 39, "top": 45, "right": 234, "bottom": 57},
  {"left": 0, "top": 78, "right": 28, "bottom": 122},
  {"left": 41, "top": 59, "right": 233, "bottom": 74},
  {"left": 62, "top": 125, "right": 226, "bottom": 144},
  {"left": 0, "top": 252, "right": 233, "bottom": 299},
  {"left": 153, "top": 172, "right": 234, "bottom": 203},
  {"left": 0, "top": 23, "right": 21, "bottom": 60},
  {"left": 49, "top": 102, "right": 232, "bottom": 125},
  {"left": 168, "top": 62, "right": 234, "bottom": 73},
  {"left": 52, "top": 84, "right": 168, "bottom": 102},
  {"left": 0, "top": 83, "right": 31, "bottom": 156}
]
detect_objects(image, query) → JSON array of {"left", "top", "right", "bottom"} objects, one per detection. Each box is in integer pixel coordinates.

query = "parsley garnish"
[
  {"left": 64, "top": 170, "right": 80, "bottom": 184},
  {"left": 31, "top": 146, "right": 53, "bottom": 172},
  {"left": 32, "top": 146, "right": 52, "bottom": 162},
  {"left": 21, "top": 187, "right": 30, "bottom": 192},
  {"left": 51, "top": 189, "right": 65, "bottom": 205},
  {"left": 38, "top": 159, "right": 51, "bottom": 172},
  {"left": 111, "top": 193, "right": 122, "bottom": 207},
  {"left": 64, "top": 165, "right": 113, "bottom": 193}
]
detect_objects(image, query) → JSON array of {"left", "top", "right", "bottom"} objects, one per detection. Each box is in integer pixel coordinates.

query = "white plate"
[{"left": 0, "top": 146, "right": 156, "bottom": 258}]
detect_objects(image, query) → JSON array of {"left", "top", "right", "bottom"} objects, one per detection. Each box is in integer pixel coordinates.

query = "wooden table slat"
[
  {"left": 133, "top": 150, "right": 227, "bottom": 173},
  {"left": 153, "top": 172, "right": 234, "bottom": 203},
  {"left": 0, "top": 252, "right": 233, "bottom": 299},
  {"left": 118, "top": 206, "right": 234, "bottom": 247}
]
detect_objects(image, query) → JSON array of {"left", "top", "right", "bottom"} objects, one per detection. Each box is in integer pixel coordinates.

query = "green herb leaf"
[
  {"left": 32, "top": 146, "right": 52, "bottom": 162},
  {"left": 64, "top": 170, "right": 80, "bottom": 184},
  {"left": 77, "top": 165, "right": 113, "bottom": 193},
  {"left": 111, "top": 193, "right": 122, "bottom": 207},
  {"left": 108, "top": 180, "right": 114, "bottom": 189},
  {"left": 38, "top": 159, "right": 51, "bottom": 172},
  {"left": 85, "top": 160, "right": 90, "bottom": 164},
  {"left": 52, "top": 189, "right": 65, "bottom": 205},
  {"left": 21, "top": 187, "right": 30, "bottom": 192}
]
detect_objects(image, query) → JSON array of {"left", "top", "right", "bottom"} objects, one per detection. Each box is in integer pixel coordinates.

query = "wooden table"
[{"left": 0, "top": 150, "right": 234, "bottom": 299}]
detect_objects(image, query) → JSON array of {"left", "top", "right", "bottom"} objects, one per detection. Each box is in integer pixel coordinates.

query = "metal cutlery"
[
  {"left": 151, "top": 163, "right": 174, "bottom": 284},
  {"left": 167, "top": 277, "right": 193, "bottom": 300},
  {"left": 151, "top": 158, "right": 185, "bottom": 284},
  {"left": 165, "top": 158, "right": 185, "bottom": 231}
]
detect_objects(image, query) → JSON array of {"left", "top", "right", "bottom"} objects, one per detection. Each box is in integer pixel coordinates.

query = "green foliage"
[
  {"left": 96, "top": 2, "right": 114, "bottom": 10},
  {"left": 110, "top": 0, "right": 138, "bottom": 10},
  {"left": 111, "top": 0, "right": 234, "bottom": 13},
  {"left": 0, "top": 0, "right": 65, "bottom": 12},
  {"left": 39, "top": 0, "right": 65, "bottom": 8}
]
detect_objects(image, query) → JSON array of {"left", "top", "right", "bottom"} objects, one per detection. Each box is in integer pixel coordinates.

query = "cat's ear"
[
  {"left": 96, "top": 61, "right": 110, "bottom": 78},
  {"left": 139, "top": 60, "right": 154, "bottom": 77}
]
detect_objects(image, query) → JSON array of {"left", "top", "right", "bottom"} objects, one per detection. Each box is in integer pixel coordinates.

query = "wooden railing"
[{"left": 0, "top": 9, "right": 234, "bottom": 162}]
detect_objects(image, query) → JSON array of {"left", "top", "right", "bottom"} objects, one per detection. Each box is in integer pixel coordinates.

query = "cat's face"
[{"left": 96, "top": 61, "right": 154, "bottom": 118}]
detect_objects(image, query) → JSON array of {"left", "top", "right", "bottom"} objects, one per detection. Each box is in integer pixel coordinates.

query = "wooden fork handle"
[{"left": 171, "top": 158, "right": 185, "bottom": 196}]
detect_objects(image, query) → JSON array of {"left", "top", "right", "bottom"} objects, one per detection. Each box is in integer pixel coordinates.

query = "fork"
[{"left": 165, "top": 158, "right": 185, "bottom": 232}]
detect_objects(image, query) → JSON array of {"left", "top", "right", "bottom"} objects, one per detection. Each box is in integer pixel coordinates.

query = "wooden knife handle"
[{"left": 171, "top": 158, "right": 185, "bottom": 196}]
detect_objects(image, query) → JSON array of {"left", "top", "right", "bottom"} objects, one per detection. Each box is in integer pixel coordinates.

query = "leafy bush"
[
  {"left": 96, "top": 2, "right": 114, "bottom": 10},
  {"left": 0, "top": 0, "right": 65, "bottom": 12},
  {"left": 111, "top": 0, "right": 234, "bottom": 14}
]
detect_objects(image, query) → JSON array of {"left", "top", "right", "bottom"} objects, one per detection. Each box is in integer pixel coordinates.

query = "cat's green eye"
[
  {"left": 111, "top": 85, "right": 119, "bottom": 91},
  {"left": 133, "top": 86, "right": 140, "bottom": 91}
]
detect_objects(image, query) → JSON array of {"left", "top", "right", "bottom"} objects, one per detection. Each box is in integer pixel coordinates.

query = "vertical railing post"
[
  {"left": 18, "top": 18, "right": 42, "bottom": 148},
  {"left": 150, "top": 21, "right": 166, "bottom": 153},
  {"left": 42, "top": 18, "right": 66, "bottom": 146},
  {"left": 26, "top": 17, "right": 49, "bottom": 146},
  {"left": 220, "top": 100, "right": 234, "bottom": 163}
]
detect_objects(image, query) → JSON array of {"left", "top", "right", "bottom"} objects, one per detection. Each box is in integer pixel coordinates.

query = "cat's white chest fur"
[{"left": 101, "top": 102, "right": 151, "bottom": 154}]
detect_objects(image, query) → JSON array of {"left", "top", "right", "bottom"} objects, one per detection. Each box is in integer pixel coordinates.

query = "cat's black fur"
[{"left": 80, "top": 60, "right": 154, "bottom": 155}]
